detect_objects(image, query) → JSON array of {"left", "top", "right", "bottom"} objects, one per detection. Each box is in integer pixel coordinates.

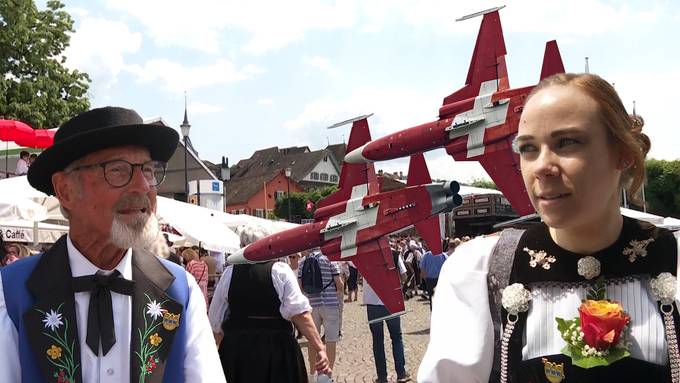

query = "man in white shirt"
[
  {"left": 0, "top": 107, "right": 225, "bottom": 382},
  {"left": 364, "top": 247, "right": 410, "bottom": 383},
  {"left": 15, "top": 150, "right": 29, "bottom": 175}
]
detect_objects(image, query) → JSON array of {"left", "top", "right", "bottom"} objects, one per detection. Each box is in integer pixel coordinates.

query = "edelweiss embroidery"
[
  {"left": 137, "top": 294, "right": 168, "bottom": 383},
  {"left": 36, "top": 304, "right": 78, "bottom": 383},
  {"left": 524, "top": 247, "right": 556, "bottom": 270},
  {"left": 622, "top": 238, "right": 654, "bottom": 263}
]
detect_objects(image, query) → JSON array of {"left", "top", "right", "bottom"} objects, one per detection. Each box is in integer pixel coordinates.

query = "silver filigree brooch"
[
  {"left": 502, "top": 283, "right": 532, "bottom": 315},
  {"left": 577, "top": 256, "right": 601, "bottom": 280},
  {"left": 650, "top": 272, "right": 676, "bottom": 304},
  {"left": 524, "top": 247, "right": 556, "bottom": 270},
  {"left": 622, "top": 238, "right": 654, "bottom": 263}
]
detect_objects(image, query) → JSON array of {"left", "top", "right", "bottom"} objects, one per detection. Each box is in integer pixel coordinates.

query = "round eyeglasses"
[{"left": 67, "top": 159, "right": 168, "bottom": 188}]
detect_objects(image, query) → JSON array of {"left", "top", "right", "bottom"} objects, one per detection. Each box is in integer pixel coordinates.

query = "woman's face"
[{"left": 517, "top": 85, "right": 622, "bottom": 230}]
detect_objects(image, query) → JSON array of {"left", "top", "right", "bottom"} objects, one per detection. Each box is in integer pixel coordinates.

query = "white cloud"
[
  {"left": 64, "top": 17, "right": 142, "bottom": 97},
  {"left": 284, "top": 86, "right": 441, "bottom": 136},
  {"left": 304, "top": 56, "right": 339, "bottom": 76},
  {"left": 258, "top": 98, "right": 274, "bottom": 105},
  {"left": 105, "top": 0, "right": 358, "bottom": 54},
  {"left": 125, "top": 58, "right": 259, "bottom": 93},
  {"left": 95, "top": 1, "right": 665, "bottom": 56},
  {"left": 188, "top": 101, "right": 223, "bottom": 115}
]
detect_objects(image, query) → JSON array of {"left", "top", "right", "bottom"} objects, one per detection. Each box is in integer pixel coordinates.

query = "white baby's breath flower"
[{"left": 501, "top": 283, "right": 532, "bottom": 315}]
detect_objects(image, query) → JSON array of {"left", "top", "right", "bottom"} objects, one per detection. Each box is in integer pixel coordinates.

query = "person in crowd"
[
  {"left": 0, "top": 237, "right": 5, "bottom": 266},
  {"left": 346, "top": 261, "right": 359, "bottom": 302},
  {"left": 28, "top": 153, "right": 37, "bottom": 166},
  {"left": 298, "top": 248, "right": 343, "bottom": 381},
  {"left": 1, "top": 243, "right": 22, "bottom": 266},
  {"left": 162, "top": 233, "right": 182, "bottom": 265},
  {"left": 403, "top": 240, "right": 423, "bottom": 298},
  {"left": 0, "top": 106, "right": 224, "bottom": 382},
  {"left": 200, "top": 250, "right": 217, "bottom": 289},
  {"left": 15, "top": 150, "right": 30, "bottom": 175},
  {"left": 419, "top": 238, "right": 450, "bottom": 310},
  {"left": 419, "top": 73, "right": 678, "bottom": 382},
  {"left": 365, "top": 247, "right": 410, "bottom": 383},
  {"left": 335, "top": 261, "right": 349, "bottom": 338},
  {"left": 184, "top": 248, "right": 209, "bottom": 307},
  {"left": 209, "top": 232, "right": 331, "bottom": 383}
]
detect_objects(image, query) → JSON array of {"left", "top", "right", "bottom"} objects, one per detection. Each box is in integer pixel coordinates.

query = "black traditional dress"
[
  {"left": 418, "top": 217, "right": 680, "bottom": 383},
  {"left": 219, "top": 261, "right": 308, "bottom": 383}
]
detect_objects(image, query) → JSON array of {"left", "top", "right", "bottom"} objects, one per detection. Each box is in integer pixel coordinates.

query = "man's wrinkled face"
[{"left": 56, "top": 145, "right": 159, "bottom": 249}]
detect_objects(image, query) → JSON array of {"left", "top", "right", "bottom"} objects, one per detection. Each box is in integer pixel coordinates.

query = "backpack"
[{"left": 300, "top": 255, "right": 333, "bottom": 294}]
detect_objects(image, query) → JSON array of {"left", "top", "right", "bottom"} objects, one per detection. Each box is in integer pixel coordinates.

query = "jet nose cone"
[
  {"left": 226, "top": 248, "right": 251, "bottom": 264},
  {"left": 344, "top": 143, "right": 370, "bottom": 164}
]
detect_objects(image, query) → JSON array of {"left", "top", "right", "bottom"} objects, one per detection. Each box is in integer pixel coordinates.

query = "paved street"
[{"left": 300, "top": 288, "right": 432, "bottom": 383}]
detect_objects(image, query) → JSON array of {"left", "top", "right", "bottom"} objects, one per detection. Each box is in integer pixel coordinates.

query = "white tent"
[
  {"left": 155, "top": 197, "right": 240, "bottom": 253},
  {"left": 620, "top": 207, "right": 665, "bottom": 225},
  {"left": 0, "top": 195, "right": 48, "bottom": 222},
  {"left": 0, "top": 219, "right": 69, "bottom": 243}
]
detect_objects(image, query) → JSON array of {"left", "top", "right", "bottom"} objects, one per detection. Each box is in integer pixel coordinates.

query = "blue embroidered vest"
[{"left": 1, "top": 242, "right": 190, "bottom": 383}]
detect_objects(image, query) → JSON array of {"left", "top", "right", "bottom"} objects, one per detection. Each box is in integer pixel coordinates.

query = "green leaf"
[
  {"left": 586, "top": 276, "right": 606, "bottom": 301},
  {"left": 562, "top": 345, "right": 630, "bottom": 369}
]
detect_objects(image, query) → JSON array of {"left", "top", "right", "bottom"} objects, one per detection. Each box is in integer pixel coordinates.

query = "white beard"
[{"left": 110, "top": 212, "right": 159, "bottom": 250}]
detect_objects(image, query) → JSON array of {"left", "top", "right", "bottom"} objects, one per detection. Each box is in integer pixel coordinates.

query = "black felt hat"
[{"left": 27, "top": 106, "right": 179, "bottom": 195}]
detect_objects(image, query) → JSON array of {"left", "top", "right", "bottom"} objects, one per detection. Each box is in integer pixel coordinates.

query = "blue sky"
[{"left": 58, "top": 0, "right": 680, "bottom": 182}]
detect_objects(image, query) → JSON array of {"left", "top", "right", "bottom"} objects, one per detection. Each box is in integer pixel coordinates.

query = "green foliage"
[
  {"left": 586, "top": 277, "right": 606, "bottom": 301},
  {"left": 0, "top": 0, "right": 90, "bottom": 129},
  {"left": 644, "top": 159, "right": 680, "bottom": 217},
  {"left": 469, "top": 178, "right": 497, "bottom": 190},
  {"left": 274, "top": 186, "right": 338, "bottom": 222},
  {"left": 556, "top": 317, "right": 630, "bottom": 369}
]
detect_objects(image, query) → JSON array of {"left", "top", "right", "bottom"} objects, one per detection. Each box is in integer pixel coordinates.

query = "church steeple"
[{"left": 181, "top": 91, "right": 190, "bottom": 128}]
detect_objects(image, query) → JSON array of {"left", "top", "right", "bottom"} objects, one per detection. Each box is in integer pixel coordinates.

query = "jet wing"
[
  {"left": 317, "top": 116, "right": 379, "bottom": 209},
  {"left": 441, "top": 8, "right": 509, "bottom": 110},
  {"left": 350, "top": 237, "right": 405, "bottom": 314},
  {"left": 477, "top": 146, "right": 534, "bottom": 216}
]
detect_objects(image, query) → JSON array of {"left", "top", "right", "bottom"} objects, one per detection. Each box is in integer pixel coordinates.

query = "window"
[
  {"left": 323, "top": 155, "right": 328, "bottom": 162},
  {"left": 255, "top": 209, "right": 264, "bottom": 218},
  {"left": 230, "top": 210, "right": 237, "bottom": 214},
  {"left": 310, "top": 172, "right": 319, "bottom": 180},
  {"left": 320, "top": 173, "right": 329, "bottom": 181},
  {"left": 330, "top": 174, "right": 338, "bottom": 183},
  {"left": 274, "top": 190, "right": 286, "bottom": 200},
  {"left": 238, "top": 209, "right": 245, "bottom": 215}
]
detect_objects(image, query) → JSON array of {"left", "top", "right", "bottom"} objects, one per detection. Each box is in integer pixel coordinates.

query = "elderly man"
[{"left": 0, "top": 107, "right": 225, "bottom": 382}]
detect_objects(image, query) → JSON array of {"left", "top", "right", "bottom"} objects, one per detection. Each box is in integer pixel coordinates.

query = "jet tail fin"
[
  {"left": 317, "top": 115, "right": 378, "bottom": 210},
  {"left": 406, "top": 153, "right": 431, "bottom": 186},
  {"left": 540, "top": 40, "right": 565, "bottom": 80},
  {"left": 441, "top": 8, "right": 508, "bottom": 112}
]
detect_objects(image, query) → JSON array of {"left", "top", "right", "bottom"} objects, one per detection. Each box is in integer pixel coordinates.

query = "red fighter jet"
[
  {"left": 343, "top": 6, "right": 565, "bottom": 216},
  {"left": 227, "top": 115, "right": 463, "bottom": 316}
]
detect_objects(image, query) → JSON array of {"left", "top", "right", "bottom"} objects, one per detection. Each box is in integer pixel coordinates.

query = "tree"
[
  {"left": 0, "top": 0, "right": 90, "bottom": 129},
  {"left": 274, "top": 186, "right": 338, "bottom": 222},
  {"left": 469, "top": 178, "right": 497, "bottom": 190},
  {"left": 644, "top": 159, "right": 680, "bottom": 217}
]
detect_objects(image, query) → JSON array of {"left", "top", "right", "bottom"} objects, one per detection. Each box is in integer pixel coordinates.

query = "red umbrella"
[{"left": 0, "top": 120, "right": 55, "bottom": 148}]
